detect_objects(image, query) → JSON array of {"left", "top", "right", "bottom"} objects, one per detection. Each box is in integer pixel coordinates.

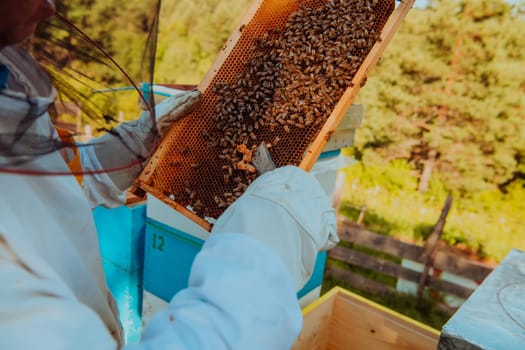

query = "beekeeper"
[{"left": 0, "top": 1, "right": 338, "bottom": 349}]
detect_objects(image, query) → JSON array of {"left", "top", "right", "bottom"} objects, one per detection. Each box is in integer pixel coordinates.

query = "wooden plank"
[
  {"left": 137, "top": 182, "right": 212, "bottom": 231},
  {"left": 329, "top": 246, "right": 476, "bottom": 299},
  {"left": 426, "top": 277, "right": 475, "bottom": 300},
  {"left": 331, "top": 287, "right": 442, "bottom": 336},
  {"left": 329, "top": 289, "right": 439, "bottom": 350},
  {"left": 432, "top": 251, "right": 493, "bottom": 282},
  {"left": 292, "top": 289, "right": 337, "bottom": 350},
  {"left": 293, "top": 287, "right": 441, "bottom": 350},
  {"left": 326, "top": 265, "right": 396, "bottom": 295},
  {"left": 337, "top": 221, "right": 493, "bottom": 283},
  {"left": 338, "top": 222, "right": 424, "bottom": 261},
  {"left": 125, "top": 191, "right": 146, "bottom": 206},
  {"left": 329, "top": 246, "right": 422, "bottom": 282}
]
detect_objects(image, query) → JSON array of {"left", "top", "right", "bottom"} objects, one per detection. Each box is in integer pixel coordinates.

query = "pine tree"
[{"left": 356, "top": 0, "right": 525, "bottom": 195}]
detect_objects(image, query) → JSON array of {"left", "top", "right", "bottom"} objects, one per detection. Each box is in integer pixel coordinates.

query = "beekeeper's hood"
[{"left": 0, "top": 45, "right": 58, "bottom": 172}]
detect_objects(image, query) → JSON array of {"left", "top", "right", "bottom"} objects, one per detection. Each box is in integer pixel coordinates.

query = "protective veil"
[
  {"left": 0, "top": 45, "right": 124, "bottom": 348},
  {"left": 0, "top": 45, "right": 330, "bottom": 349}
]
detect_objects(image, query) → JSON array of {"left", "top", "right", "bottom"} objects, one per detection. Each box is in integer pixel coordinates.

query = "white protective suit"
[{"left": 0, "top": 45, "right": 338, "bottom": 350}]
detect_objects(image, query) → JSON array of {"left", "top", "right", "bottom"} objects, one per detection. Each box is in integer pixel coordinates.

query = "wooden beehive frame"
[{"left": 137, "top": 0, "right": 415, "bottom": 231}]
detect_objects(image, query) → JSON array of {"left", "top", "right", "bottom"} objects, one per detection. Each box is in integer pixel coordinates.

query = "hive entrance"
[{"left": 137, "top": 0, "right": 405, "bottom": 231}]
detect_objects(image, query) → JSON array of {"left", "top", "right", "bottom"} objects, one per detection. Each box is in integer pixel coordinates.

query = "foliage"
[
  {"left": 155, "top": 0, "right": 251, "bottom": 84},
  {"left": 355, "top": 0, "right": 525, "bottom": 195},
  {"left": 339, "top": 159, "right": 524, "bottom": 262},
  {"left": 32, "top": 0, "right": 162, "bottom": 131},
  {"left": 44, "top": 0, "right": 252, "bottom": 126}
]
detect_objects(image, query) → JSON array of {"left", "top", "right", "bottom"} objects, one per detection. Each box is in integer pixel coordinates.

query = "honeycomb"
[{"left": 137, "top": 0, "right": 401, "bottom": 230}]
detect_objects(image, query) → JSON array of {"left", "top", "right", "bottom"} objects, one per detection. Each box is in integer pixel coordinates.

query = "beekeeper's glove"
[
  {"left": 212, "top": 166, "right": 339, "bottom": 291},
  {"left": 92, "top": 89, "right": 201, "bottom": 191}
]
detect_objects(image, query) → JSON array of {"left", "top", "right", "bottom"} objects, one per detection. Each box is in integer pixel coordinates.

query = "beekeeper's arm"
[
  {"left": 0, "top": 166, "right": 338, "bottom": 350},
  {"left": 126, "top": 166, "right": 339, "bottom": 349},
  {"left": 79, "top": 90, "right": 201, "bottom": 208}
]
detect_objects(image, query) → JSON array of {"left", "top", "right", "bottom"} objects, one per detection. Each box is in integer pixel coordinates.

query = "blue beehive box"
[
  {"left": 142, "top": 210, "right": 327, "bottom": 303},
  {"left": 143, "top": 217, "right": 204, "bottom": 302},
  {"left": 438, "top": 249, "right": 525, "bottom": 350},
  {"left": 94, "top": 198, "right": 329, "bottom": 342},
  {"left": 94, "top": 203, "right": 146, "bottom": 344}
]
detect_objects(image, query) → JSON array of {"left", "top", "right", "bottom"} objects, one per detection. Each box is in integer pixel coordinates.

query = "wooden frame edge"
[
  {"left": 300, "top": 0, "right": 415, "bottom": 171},
  {"left": 136, "top": 180, "right": 213, "bottom": 232}
]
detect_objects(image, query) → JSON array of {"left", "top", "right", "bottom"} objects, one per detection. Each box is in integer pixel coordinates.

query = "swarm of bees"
[{"left": 188, "top": 0, "right": 384, "bottom": 215}]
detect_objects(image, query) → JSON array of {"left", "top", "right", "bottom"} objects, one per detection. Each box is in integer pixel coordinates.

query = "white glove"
[
  {"left": 92, "top": 89, "right": 201, "bottom": 191},
  {"left": 154, "top": 89, "right": 202, "bottom": 138},
  {"left": 211, "top": 166, "right": 339, "bottom": 291}
]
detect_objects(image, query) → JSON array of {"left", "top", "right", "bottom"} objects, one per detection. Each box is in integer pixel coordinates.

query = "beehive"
[
  {"left": 136, "top": 0, "right": 415, "bottom": 231},
  {"left": 292, "top": 287, "right": 440, "bottom": 350}
]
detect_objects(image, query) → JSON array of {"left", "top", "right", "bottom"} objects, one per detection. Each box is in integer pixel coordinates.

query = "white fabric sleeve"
[
  {"left": 88, "top": 90, "right": 201, "bottom": 194},
  {"left": 125, "top": 233, "right": 303, "bottom": 350},
  {"left": 80, "top": 145, "right": 127, "bottom": 209},
  {"left": 212, "top": 166, "right": 338, "bottom": 291},
  {"left": 0, "top": 238, "right": 117, "bottom": 350}
]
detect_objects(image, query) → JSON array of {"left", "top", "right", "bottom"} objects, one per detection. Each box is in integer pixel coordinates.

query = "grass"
[
  {"left": 324, "top": 239, "right": 452, "bottom": 329},
  {"left": 321, "top": 275, "right": 452, "bottom": 330},
  {"left": 329, "top": 242, "right": 402, "bottom": 288},
  {"left": 338, "top": 163, "right": 525, "bottom": 263}
]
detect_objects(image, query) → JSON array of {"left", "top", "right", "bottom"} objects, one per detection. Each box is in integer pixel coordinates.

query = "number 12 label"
[{"left": 152, "top": 233, "right": 165, "bottom": 252}]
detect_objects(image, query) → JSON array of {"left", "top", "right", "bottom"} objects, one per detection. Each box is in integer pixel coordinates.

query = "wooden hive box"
[{"left": 293, "top": 287, "right": 440, "bottom": 350}]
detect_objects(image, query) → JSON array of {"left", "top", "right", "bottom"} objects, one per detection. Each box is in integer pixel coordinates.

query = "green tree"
[
  {"left": 155, "top": 0, "right": 251, "bottom": 84},
  {"left": 33, "top": 0, "right": 164, "bottom": 127},
  {"left": 356, "top": 0, "right": 525, "bottom": 195}
]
